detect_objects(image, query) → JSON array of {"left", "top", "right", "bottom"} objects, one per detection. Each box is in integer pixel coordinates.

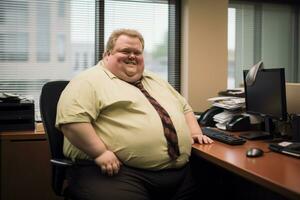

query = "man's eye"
[
  {"left": 119, "top": 50, "right": 128, "bottom": 54},
  {"left": 119, "top": 50, "right": 142, "bottom": 56}
]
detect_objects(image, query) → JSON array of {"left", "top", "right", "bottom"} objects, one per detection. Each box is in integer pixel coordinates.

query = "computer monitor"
[{"left": 242, "top": 68, "right": 287, "bottom": 139}]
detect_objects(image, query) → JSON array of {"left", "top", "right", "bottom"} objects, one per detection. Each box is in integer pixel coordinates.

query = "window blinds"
[
  {"left": 0, "top": 0, "right": 96, "bottom": 120},
  {"left": 102, "top": 0, "right": 181, "bottom": 90},
  {"left": 0, "top": 0, "right": 181, "bottom": 121},
  {"left": 228, "top": 1, "right": 300, "bottom": 88}
]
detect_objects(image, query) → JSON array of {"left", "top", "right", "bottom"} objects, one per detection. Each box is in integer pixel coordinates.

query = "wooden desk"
[
  {"left": 0, "top": 126, "right": 62, "bottom": 200},
  {"left": 192, "top": 135, "right": 300, "bottom": 200}
]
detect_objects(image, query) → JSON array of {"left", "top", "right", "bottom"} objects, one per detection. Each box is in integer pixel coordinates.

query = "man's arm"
[
  {"left": 61, "top": 123, "right": 121, "bottom": 176},
  {"left": 184, "top": 111, "right": 213, "bottom": 144}
]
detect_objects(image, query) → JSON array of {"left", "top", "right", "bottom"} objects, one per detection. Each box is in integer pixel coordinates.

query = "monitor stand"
[{"left": 239, "top": 116, "right": 274, "bottom": 140}]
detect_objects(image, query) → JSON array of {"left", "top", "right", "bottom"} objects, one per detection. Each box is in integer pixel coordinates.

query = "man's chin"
[
  {"left": 124, "top": 72, "right": 142, "bottom": 82},
  {"left": 126, "top": 70, "right": 138, "bottom": 76},
  {"left": 125, "top": 67, "right": 141, "bottom": 76}
]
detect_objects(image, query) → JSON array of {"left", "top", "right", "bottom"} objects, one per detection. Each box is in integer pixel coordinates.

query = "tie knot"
[{"left": 132, "top": 80, "right": 144, "bottom": 90}]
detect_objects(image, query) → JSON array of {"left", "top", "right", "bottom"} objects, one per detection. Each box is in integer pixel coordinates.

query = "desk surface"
[
  {"left": 192, "top": 134, "right": 300, "bottom": 200},
  {"left": 0, "top": 123, "right": 45, "bottom": 140}
]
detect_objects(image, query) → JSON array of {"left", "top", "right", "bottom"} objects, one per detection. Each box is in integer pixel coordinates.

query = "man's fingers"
[
  {"left": 106, "top": 165, "right": 113, "bottom": 176},
  {"left": 198, "top": 136, "right": 203, "bottom": 144},
  {"left": 193, "top": 135, "right": 213, "bottom": 144},
  {"left": 94, "top": 150, "right": 122, "bottom": 176},
  {"left": 112, "top": 162, "right": 120, "bottom": 174},
  {"left": 101, "top": 165, "right": 107, "bottom": 173},
  {"left": 101, "top": 161, "right": 121, "bottom": 176},
  {"left": 204, "top": 135, "right": 213, "bottom": 143}
]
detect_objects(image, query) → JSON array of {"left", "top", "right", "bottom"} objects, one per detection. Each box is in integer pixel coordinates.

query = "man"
[{"left": 56, "top": 28, "right": 213, "bottom": 200}]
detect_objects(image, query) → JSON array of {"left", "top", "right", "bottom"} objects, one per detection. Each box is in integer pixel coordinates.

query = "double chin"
[{"left": 123, "top": 70, "right": 143, "bottom": 82}]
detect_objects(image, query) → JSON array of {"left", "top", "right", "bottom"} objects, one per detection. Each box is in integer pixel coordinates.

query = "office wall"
[
  {"left": 286, "top": 83, "right": 300, "bottom": 114},
  {"left": 182, "top": 0, "right": 228, "bottom": 112},
  {"left": 182, "top": 0, "right": 300, "bottom": 114}
]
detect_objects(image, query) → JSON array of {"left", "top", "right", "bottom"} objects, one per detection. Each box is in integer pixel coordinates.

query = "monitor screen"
[{"left": 243, "top": 68, "right": 287, "bottom": 121}]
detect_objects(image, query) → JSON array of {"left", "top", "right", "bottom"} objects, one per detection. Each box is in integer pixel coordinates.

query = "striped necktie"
[{"left": 131, "top": 79, "right": 180, "bottom": 160}]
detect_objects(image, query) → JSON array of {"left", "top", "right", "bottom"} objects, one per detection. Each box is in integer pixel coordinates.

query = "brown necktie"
[{"left": 131, "top": 79, "right": 180, "bottom": 160}]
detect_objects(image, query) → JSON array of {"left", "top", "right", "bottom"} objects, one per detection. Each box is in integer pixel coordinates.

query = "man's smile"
[{"left": 124, "top": 60, "right": 137, "bottom": 65}]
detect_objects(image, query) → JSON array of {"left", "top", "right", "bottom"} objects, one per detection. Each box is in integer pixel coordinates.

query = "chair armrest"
[{"left": 50, "top": 158, "right": 73, "bottom": 167}]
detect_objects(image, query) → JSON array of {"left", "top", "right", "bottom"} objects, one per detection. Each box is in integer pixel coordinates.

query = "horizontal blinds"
[
  {"left": 0, "top": 0, "right": 180, "bottom": 120},
  {"left": 0, "top": 0, "right": 96, "bottom": 120},
  {"left": 168, "top": 0, "right": 181, "bottom": 91}
]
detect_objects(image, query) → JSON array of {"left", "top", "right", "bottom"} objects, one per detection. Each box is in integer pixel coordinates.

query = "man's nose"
[{"left": 128, "top": 52, "right": 136, "bottom": 58}]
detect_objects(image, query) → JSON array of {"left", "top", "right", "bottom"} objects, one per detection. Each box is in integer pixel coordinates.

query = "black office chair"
[{"left": 40, "top": 81, "right": 73, "bottom": 199}]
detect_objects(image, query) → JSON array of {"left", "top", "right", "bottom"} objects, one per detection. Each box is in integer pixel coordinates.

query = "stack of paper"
[
  {"left": 213, "top": 110, "right": 235, "bottom": 123},
  {"left": 0, "top": 92, "right": 34, "bottom": 103},
  {"left": 207, "top": 96, "right": 245, "bottom": 110},
  {"left": 213, "top": 110, "right": 242, "bottom": 130}
]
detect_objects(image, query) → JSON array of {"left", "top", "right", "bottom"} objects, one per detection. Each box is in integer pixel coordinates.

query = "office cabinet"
[
  {"left": 0, "top": 131, "right": 63, "bottom": 200},
  {"left": 0, "top": 102, "right": 35, "bottom": 131}
]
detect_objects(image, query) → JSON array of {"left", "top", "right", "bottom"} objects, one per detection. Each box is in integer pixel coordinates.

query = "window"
[
  {"left": 0, "top": 0, "right": 96, "bottom": 120},
  {"left": 0, "top": 33, "right": 29, "bottom": 61},
  {"left": 58, "top": 0, "right": 65, "bottom": 17},
  {"left": 36, "top": 1, "right": 50, "bottom": 62},
  {"left": 0, "top": 0, "right": 181, "bottom": 120},
  {"left": 102, "top": 0, "right": 181, "bottom": 90},
  {"left": 228, "top": 1, "right": 300, "bottom": 88},
  {"left": 105, "top": 0, "right": 169, "bottom": 79},
  {"left": 57, "top": 34, "right": 66, "bottom": 62},
  {"left": 0, "top": 0, "right": 29, "bottom": 62}
]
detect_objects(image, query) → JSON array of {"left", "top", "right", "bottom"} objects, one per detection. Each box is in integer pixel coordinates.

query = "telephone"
[
  {"left": 198, "top": 107, "right": 223, "bottom": 127},
  {"left": 226, "top": 115, "right": 251, "bottom": 131}
]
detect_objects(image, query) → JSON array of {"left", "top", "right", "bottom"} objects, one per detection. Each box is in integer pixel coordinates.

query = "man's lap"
[{"left": 67, "top": 163, "right": 198, "bottom": 200}]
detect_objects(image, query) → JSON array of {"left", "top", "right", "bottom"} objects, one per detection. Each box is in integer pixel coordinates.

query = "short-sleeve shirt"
[{"left": 56, "top": 61, "right": 193, "bottom": 170}]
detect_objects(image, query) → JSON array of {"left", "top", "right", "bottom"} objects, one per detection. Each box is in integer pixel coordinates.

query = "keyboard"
[{"left": 202, "top": 127, "right": 246, "bottom": 145}]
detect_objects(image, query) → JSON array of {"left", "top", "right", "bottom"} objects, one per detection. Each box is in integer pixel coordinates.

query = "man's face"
[{"left": 105, "top": 35, "right": 144, "bottom": 83}]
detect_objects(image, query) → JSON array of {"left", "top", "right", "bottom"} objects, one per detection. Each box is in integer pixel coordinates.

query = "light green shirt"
[{"left": 56, "top": 61, "right": 193, "bottom": 170}]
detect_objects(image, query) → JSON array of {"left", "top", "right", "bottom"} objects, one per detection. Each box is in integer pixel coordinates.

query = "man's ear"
[{"left": 103, "top": 51, "right": 109, "bottom": 56}]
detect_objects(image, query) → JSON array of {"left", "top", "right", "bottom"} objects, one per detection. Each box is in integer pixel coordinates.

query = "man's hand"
[
  {"left": 192, "top": 134, "right": 213, "bottom": 144},
  {"left": 94, "top": 150, "right": 122, "bottom": 176},
  {"left": 184, "top": 112, "right": 213, "bottom": 145}
]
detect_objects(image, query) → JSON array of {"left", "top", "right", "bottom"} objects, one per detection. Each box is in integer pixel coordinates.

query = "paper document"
[
  {"left": 213, "top": 111, "right": 235, "bottom": 123},
  {"left": 208, "top": 96, "right": 245, "bottom": 110}
]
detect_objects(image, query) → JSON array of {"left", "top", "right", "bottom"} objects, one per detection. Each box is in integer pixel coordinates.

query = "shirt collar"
[
  {"left": 142, "top": 70, "right": 152, "bottom": 78},
  {"left": 98, "top": 60, "right": 117, "bottom": 79}
]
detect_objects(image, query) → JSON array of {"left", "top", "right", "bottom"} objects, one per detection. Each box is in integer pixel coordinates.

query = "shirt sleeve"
[
  {"left": 55, "top": 79, "right": 100, "bottom": 129},
  {"left": 167, "top": 84, "right": 193, "bottom": 113}
]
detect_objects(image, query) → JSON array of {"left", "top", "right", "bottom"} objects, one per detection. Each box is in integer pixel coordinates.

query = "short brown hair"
[{"left": 103, "top": 29, "right": 144, "bottom": 57}]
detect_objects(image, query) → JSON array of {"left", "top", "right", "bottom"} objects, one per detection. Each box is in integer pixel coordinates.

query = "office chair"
[{"left": 40, "top": 81, "right": 73, "bottom": 199}]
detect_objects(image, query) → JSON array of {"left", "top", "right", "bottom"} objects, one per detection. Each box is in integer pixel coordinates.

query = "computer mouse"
[{"left": 246, "top": 148, "right": 264, "bottom": 157}]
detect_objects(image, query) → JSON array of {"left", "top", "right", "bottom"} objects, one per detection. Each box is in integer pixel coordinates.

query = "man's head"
[{"left": 103, "top": 29, "right": 145, "bottom": 83}]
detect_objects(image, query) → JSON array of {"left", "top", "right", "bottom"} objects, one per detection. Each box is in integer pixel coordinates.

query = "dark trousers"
[{"left": 67, "top": 162, "right": 199, "bottom": 200}]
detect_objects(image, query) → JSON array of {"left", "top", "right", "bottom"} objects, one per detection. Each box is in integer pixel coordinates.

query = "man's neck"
[{"left": 102, "top": 59, "right": 143, "bottom": 83}]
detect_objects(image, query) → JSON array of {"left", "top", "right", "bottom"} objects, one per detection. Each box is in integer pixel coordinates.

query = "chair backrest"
[{"left": 40, "top": 80, "right": 69, "bottom": 196}]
